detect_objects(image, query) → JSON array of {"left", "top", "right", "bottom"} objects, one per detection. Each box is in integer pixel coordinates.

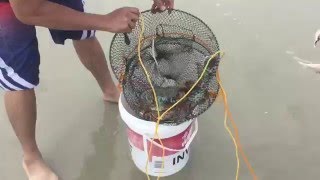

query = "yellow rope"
[
  {"left": 136, "top": 14, "right": 165, "bottom": 180},
  {"left": 217, "top": 71, "right": 240, "bottom": 180},
  {"left": 135, "top": 13, "right": 257, "bottom": 180}
]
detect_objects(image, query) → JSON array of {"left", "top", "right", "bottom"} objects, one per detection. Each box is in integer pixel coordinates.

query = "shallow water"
[{"left": 1, "top": 0, "right": 320, "bottom": 179}]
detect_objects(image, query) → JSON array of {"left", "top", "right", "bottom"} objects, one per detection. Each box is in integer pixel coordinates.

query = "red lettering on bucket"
[
  {"left": 127, "top": 128, "right": 144, "bottom": 150},
  {"left": 127, "top": 123, "right": 193, "bottom": 157}
]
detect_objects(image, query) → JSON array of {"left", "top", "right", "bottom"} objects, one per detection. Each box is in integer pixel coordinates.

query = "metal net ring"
[{"left": 109, "top": 9, "right": 221, "bottom": 125}]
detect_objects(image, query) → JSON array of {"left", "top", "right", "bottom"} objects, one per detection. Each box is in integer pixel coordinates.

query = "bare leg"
[
  {"left": 4, "top": 90, "right": 58, "bottom": 180},
  {"left": 73, "top": 37, "right": 120, "bottom": 103}
]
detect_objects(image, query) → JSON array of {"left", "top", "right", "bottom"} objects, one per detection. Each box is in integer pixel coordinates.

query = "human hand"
[
  {"left": 103, "top": 7, "right": 140, "bottom": 33},
  {"left": 152, "top": 0, "right": 174, "bottom": 13}
]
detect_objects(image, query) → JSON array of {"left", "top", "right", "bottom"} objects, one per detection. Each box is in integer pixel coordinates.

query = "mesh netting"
[{"left": 109, "top": 9, "right": 221, "bottom": 125}]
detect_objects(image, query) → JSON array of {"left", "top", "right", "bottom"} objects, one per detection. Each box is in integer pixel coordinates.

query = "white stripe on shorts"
[
  {"left": 90, "top": 30, "right": 95, "bottom": 37},
  {"left": 0, "top": 72, "right": 22, "bottom": 90},
  {"left": 0, "top": 82, "right": 8, "bottom": 91},
  {"left": 81, "top": 30, "right": 88, "bottom": 40},
  {"left": 0, "top": 56, "right": 35, "bottom": 89}
]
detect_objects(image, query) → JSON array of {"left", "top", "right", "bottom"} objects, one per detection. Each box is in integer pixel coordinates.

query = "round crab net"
[{"left": 109, "top": 9, "right": 221, "bottom": 125}]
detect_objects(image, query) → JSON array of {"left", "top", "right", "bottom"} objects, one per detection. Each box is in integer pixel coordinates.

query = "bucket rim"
[{"left": 119, "top": 94, "right": 195, "bottom": 138}]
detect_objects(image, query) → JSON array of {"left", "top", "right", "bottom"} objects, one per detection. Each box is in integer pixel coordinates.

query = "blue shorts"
[{"left": 0, "top": 0, "right": 95, "bottom": 91}]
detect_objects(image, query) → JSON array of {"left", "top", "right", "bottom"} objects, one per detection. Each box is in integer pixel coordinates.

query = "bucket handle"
[{"left": 143, "top": 119, "right": 198, "bottom": 153}]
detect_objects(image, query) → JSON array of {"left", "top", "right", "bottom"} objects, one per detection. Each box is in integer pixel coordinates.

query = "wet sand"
[{"left": 1, "top": 0, "right": 320, "bottom": 179}]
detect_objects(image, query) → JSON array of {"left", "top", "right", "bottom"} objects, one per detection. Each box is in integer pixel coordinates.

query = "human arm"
[{"left": 9, "top": 0, "right": 139, "bottom": 32}]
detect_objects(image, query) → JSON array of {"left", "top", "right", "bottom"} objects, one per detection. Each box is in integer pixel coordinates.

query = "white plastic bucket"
[{"left": 119, "top": 94, "right": 198, "bottom": 177}]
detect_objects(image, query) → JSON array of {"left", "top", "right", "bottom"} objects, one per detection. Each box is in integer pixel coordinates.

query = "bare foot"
[
  {"left": 22, "top": 153, "right": 58, "bottom": 180},
  {"left": 103, "top": 88, "right": 120, "bottom": 103}
]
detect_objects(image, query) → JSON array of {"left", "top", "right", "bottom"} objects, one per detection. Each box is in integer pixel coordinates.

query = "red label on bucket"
[{"left": 127, "top": 124, "right": 193, "bottom": 157}]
